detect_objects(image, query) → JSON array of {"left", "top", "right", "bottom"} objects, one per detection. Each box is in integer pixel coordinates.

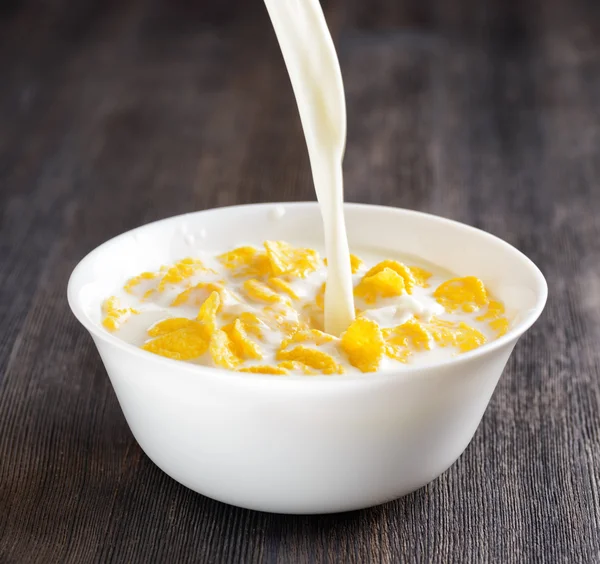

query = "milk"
[{"left": 262, "top": 0, "right": 355, "bottom": 336}]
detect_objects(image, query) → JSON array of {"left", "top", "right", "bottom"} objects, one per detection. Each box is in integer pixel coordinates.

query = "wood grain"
[{"left": 1, "top": 0, "right": 599, "bottom": 562}]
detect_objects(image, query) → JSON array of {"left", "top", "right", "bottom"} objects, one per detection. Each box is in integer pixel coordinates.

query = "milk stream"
[{"left": 262, "top": 0, "right": 355, "bottom": 336}]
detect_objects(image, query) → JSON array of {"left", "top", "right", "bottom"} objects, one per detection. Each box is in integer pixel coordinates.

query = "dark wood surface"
[{"left": 1, "top": 0, "right": 599, "bottom": 562}]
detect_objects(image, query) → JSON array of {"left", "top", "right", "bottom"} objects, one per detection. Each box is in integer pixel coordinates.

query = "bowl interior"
[{"left": 68, "top": 203, "right": 547, "bottom": 360}]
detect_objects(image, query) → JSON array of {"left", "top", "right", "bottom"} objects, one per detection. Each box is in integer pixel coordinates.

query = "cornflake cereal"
[{"left": 101, "top": 241, "right": 512, "bottom": 375}]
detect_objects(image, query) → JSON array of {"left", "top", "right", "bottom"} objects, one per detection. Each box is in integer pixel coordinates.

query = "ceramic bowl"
[{"left": 68, "top": 203, "right": 547, "bottom": 514}]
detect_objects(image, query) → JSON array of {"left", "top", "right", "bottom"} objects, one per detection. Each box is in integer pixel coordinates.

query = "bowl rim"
[{"left": 67, "top": 202, "right": 548, "bottom": 383}]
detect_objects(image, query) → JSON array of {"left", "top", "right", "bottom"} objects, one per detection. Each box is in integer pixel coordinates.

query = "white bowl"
[{"left": 68, "top": 203, "right": 547, "bottom": 514}]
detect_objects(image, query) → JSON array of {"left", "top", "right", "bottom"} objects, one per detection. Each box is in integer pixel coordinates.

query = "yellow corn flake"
[
  {"left": 264, "top": 241, "right": 320, "bottom": 278},
  {"left": 221, "top": 309, "right": 266, "bottom": 331},
  {"left": 276, "top": 346, "right": 344, "bottom": 375},
  {"left": 409, "top": 266, "right": 433, "bottom": 287},
  {"left": 102, "top": 317, "right": 119, "bottom": 332},
  {"left": 222, "top": 311, "right": 267, "bottom": 338},
  {"left": 490, "top": 318, "right": 509, "bottom": 337},
  {"left": 363, "top": 260, "right": 416, "bottom": 294},
  {"left": 142, "top": 322, "right": 208, "bottom": 360},
  {"left": 433, "top": 276, "right": 489, "bottom": 313},
  {"left": 263, "top": 301, "right": 300, "bottom": 326},
  {"left": 383, "top": 317, "right": 486, "bottom": 359},
  {"left": 315, "top": 282, "right": 326, "bottom": 310},
  {"left": 476, "top": 299, "right": 509, "bottom": 337},
  {"left": 124, "top": 271, "right": 158, "bottom": 294},
  {"left": 170, "top": 282, "right": 232, "bottom": 307},
  {"left": 243, "top": 279, "right": 287, "bottom": 304},
  {"left": 277, "top": 360, "right": 318, "bottom": 375},
  {"left": 210, "top": 284, "right": 243, "bottom": 306},
  {"left": 350, "top": 254, "right": 364, "bottom": 273},
  {"left": 384, "top": 319, "right": 431, "bottom": 351},
  {"left": 324, "top": 254, "right": 364, "bottom": 274},
  {"left": 225, "top": 319, "right": 263, "bottom": 360},
  {"left": 354, "top": 268, "right": 407, "bottom": 304},
  {"left": 428, "top": 318, "right": 486, "bottom": 352},
  {"left": 384, "top": 343, "right": 411, "bottom": 363},
  {"left": 238, "top": 365, "right": 288, "bottom": 375},
  {"left": 383, "top": 319, "right": 431, "bottom": 363},
  {"left": 476, "top": 299, "right": 504, "bottom": 321},
  {"left": 281, "top": 328, "right": 335, "bottom": 349},
  {"left": 158, "top": 258, "right": 204, "bottom": 291},
  {"left": 262, "top": 305, "right": 301, "bottom": 338},
  {"left": 218, "top": 246, "right": 272, "bottom": 278},
  {"left": 237, "top": 311, "right": 272, "bottom": 339},
  {"left": 218, "top": 246, "right": 256, "bottom": 268},
  {"left": 148, "top": 317, "right": 196, "bottom": 337},
  {"left": 197, "top": 291, "right": 221, "bottom": 333},
  {"left": 170, "top": 287, "right": 193, "bottom": 307},
  {"left": 102, "top": 297, "right": 138, "bottom": 331},
  {"left": 209, "top": 329, "right": 241, "bottom": 369},
  {"left": 262, "top": 303, "right": 291, "bottom": 317},
  {"left": 340, "top": 318, "right": 385, "bottom": 373},
  {"left": 279, "top": 320, "right": 303, "bottom": 337},
  {"left": 297, "top": 328, "right": 335, "bottom": 345},
  {"left": 169, "top": 284, "right": 223, "bottom": 307},
  {"left": 268, "top": 277, "right": 300, "bottom": 300}
]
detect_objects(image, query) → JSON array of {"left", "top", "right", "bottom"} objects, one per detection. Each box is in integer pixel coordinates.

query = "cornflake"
[
  {"left": 280, "top": 327, "right": 335, "bottom": 349},
  {"left": 276, "top": 346, "right": 344, "bottom": 375},
  {"left": 102, "top": 297, "right": 138, "bottom": 331},
  {"left": 264, "top": 241, "right": 320, "bottom": 278},
  {"left": 340, "top": 318, "right": 385, "bottom": 373},
  {"left": 238, "top": 365, "right": 288, "bottom": 375},
  {"left": 409, "top": 266, "right": 433, "bottom": 288},
  {"left": 434, "top": 276, "right": 488, "bottom": 313},
  {"left": 170, "top": 282, "right": 233, "bottom": 307},
  {"left": 268, "top": 277, "right": 300, "bottom": 300},
  {"left": 209, "top": 329, "right": 241, "bottom": 369},
  {"left": 243, "top": 279, "right": 287, "bottom": 304},
  {"left": 383, "top": 319, "right": 431, "bottom": 363},
  {"left": 218, "top": 246, "right": 271, "bottom": 278},
  {"left": 104, "top": 242, "right": 509, "bottom": 375},
  {"left": 224, "top": 319, "right": 263, "bottom": 360},
  {"left": 142, "top": 321, "right": 208, "bottom": 360},
  {"left": 148, "top": 317, "right": 196, "bottom": 337},
  {"left": 364, "top": 260, "right": 416, "bottom": 294},
  {"left": 197, "top": 291, "right": 221, "bottom": 333},
  {"left": 158, "top": 258, "right": 204, "bottom": 291},
  {"left": 384, "top": 319, "right": 431, "bottom": 350},
  {"left": 277, "top": 360, "right": 318, "bottom": 375},
  {"left": 124, "top": 272, "right": 158, "bottom": 295},
  {"left": 355, "top": 268, "right": 407, "bottom": 303},
  {"left": 315, "top": 282, "right": 326, "bottom": 310},
  {"left": 237, "top": 311, "right": 272, "bottom": 339},
  {"left": 427, "top": 318, "right": 486, "bottom": 352},
  {"left": 476, "top": 299, "right": 509, "bottom": 337}
]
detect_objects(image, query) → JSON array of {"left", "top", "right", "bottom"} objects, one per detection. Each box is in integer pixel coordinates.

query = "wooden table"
[{"left": 1, "top": 0, "right": 599, "bottom": 561}]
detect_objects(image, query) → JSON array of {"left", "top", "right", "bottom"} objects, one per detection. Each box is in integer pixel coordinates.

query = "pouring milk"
[{"left": 262, "top": 0, "right": 355, "bottom": 336}]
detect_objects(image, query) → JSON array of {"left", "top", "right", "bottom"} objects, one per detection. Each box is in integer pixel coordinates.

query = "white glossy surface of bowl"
[{"left": 68, "top": 203, "right": 547, "bottom": 514}]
